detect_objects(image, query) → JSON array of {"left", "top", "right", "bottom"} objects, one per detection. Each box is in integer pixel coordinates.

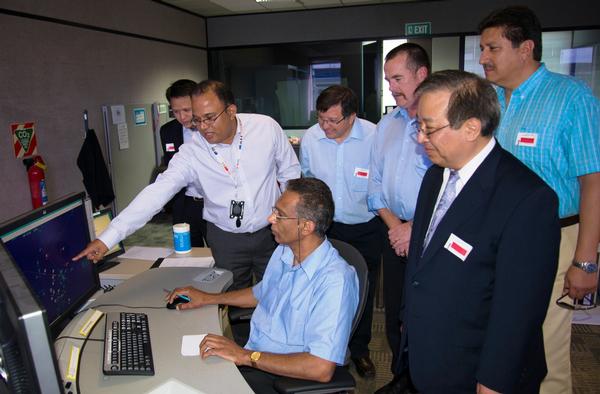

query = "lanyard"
[{"left": 206, "top": 118, "right": 244, "bottom": 199}]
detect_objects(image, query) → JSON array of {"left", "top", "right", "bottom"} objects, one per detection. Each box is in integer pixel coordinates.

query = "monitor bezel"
[
  {"left": 0, "top": 243, "right": 63, "bottom": 394},
  {"left": 0, "top": 192, "right": 100, "bottom": 338}
]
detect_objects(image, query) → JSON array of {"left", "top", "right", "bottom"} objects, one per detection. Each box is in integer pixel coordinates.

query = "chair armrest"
[
  {"left": 228, "top": 307, "right": 255, "bottom": 323},
  {"left": 273, "top": 366, "right": 355, "bottom": 394}
]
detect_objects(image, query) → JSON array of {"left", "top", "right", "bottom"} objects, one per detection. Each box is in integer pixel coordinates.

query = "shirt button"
[{"left": 412, "top": 281, "right": 420, "bottom": 287}]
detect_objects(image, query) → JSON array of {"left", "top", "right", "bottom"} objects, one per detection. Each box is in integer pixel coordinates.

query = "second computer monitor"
[{"left": 0, "top": 192, "right": 100, "bottom": 336}]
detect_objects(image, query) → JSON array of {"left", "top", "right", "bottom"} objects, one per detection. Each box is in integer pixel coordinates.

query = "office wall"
[
  {"left": 207, "top": 0, "right": 600, "bottom": 48},
  {"left": 0, "top": 1, "right": 208, "bottom": 222}
]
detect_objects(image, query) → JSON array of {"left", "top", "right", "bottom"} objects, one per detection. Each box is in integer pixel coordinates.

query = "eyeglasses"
[
  {"left": 271, "top": 207, "right": 298, "bottom": 222},
  {"left": 318, "top": 116, "right": 346, "bottom": 126},
  {"left": 192, "top": 105, "right": 230, "bottom": 127},
  {"left": 556, "top": 292, "right": 598, "bottom": 310},
  {"left": 416, "top": 123, "right": 450, "bottom": 138}
]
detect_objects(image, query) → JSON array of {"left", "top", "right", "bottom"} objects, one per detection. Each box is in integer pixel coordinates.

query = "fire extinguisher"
[{"left": 23, "top": 155, "right": 48, "bottom": 209}]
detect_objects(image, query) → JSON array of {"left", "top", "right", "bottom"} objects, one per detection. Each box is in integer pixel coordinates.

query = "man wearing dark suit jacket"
[
  {"left": 160, "top": 79, "right": 207, "bottom": 247},
  {"left": 396, "top": 70, "right": 560, "bottom": 393}
]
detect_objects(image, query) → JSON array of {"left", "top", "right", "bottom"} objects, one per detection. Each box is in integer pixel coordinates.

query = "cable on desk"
[
  {"left": 55, "top": 336, "right": 104, "bottom": 343},
  {"left": 75, "top": 330, "right": 92, "bottom": 394}
]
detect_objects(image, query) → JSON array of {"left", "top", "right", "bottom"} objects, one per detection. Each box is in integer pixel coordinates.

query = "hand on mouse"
[{"left": 165, "top": 286, "right": 214, "bottom": 310}]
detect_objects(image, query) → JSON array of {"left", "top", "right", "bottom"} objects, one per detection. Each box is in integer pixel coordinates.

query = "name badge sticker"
[
  {"left": 165, "top": 143, "right": 175, "bottom": 152},
  {"left": 444, "top": 233, "right": 473, "bottom": 262},
  {"left": 515, "top": 132, "right": 538, "bottom": 147},
  {"left": 354, "top": 167, "right": 369, "bottom": 179}
]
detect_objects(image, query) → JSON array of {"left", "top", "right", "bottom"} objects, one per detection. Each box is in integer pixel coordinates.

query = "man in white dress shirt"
[{"left": 75, "top": 80, "right": 300, "bottom": 291}]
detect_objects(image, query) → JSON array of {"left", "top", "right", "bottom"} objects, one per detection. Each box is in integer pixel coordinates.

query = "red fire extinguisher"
[{"left": 23, "top": 155, "right": 48, "bottom": 209}]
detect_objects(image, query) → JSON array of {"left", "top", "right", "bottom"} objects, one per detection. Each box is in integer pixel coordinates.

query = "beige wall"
[{"left": 0, "top": 1, "right": 208, "bottom": 222}]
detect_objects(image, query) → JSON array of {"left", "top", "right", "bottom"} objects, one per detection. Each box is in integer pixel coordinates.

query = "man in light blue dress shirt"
[
  {"left": 166, "top": 178, "right": 359, "bottom": 394},
  {"left": 479, "top": 7, "right": 600, "bottom": 394},
  {"left": 369, "top": 43, "right": 431, "bottom": 394},
  {"left": 301, "top": 85, "right": 380, "bottom": 378}
]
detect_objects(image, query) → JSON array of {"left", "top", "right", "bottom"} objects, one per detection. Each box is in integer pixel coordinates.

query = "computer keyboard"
[{"left": 103, "top": 312, "right": 155, "bottom": 376}]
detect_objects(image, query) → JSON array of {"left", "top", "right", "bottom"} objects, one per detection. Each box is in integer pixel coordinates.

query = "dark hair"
[
  {"left": 286, "top": 178, "right": 334, "bottom": 238},
  {"left": 192, "top": 80, "right": 235, "bottom": 107},
  {"left": 165, "top": 79, "right": 196, "bottom": 101},
  {"left": 478, "top": 6, "right": 542, "bottom": 61},
  {"left": 384, "top": 42, "right": 431, "bottom": 74},
  {"left": 316, "top": 85, "right": 358, "bottom": 117},
  {"left": 415, "top": 70, "right": 500, "bottom": 137}
]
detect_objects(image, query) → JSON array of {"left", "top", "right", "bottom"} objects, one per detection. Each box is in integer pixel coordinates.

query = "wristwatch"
[
  {"left": 250, "top": 351, "right": 261, "bottom": 367},
  {"left": 572, "top": 261, "right": 599, "bottom": 274}
]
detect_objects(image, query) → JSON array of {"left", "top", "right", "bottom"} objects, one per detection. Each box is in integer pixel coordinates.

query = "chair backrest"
[{"left": 329, "top": 238, "right": 369, "bottom": 339}]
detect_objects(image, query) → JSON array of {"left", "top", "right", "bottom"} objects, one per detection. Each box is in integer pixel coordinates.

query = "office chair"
[{"left": 235, "top": 239, "right": 368, "bottom": 394}]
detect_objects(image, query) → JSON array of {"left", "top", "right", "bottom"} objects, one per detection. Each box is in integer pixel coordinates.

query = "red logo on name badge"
[
  {"left": 515, "top": 132, "right": 537, "bottom": 147},
  {"left": 450, "top": 241, "right": 467, "bottom": 256},
  {"left": 444, "top": 233, "right": 473, "bottom": 261}
]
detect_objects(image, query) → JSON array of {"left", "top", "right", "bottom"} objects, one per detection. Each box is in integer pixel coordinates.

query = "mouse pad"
[{"left": 181, "top": 334, "right": 207, "bottom": 356}]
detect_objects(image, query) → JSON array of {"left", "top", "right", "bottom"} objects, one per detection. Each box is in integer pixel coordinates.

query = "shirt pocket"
[
  {"left": 351, "top": 174, "right": 369, "bottom": 192},
  {"left": 284, "top": 296, "right": 310, "bottom": 346}
]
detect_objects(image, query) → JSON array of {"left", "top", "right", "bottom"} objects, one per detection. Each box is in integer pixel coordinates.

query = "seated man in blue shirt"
[{"left": 166, "top": 178, "right": 359, "bottom": 393}]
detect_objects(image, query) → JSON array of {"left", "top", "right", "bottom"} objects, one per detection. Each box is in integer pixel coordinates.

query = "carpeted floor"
[{"left": 124, "top": 213, "right": 600, "bottom": 393}]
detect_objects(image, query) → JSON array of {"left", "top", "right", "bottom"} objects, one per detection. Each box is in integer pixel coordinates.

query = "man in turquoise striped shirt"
[{"left": 479, "top": 6, "right": 600, "bottom": 394}]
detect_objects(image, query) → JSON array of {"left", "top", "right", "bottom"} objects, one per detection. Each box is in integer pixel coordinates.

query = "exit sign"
[{"left": 405, "top": 22, "right": 431, "bottom": 36}]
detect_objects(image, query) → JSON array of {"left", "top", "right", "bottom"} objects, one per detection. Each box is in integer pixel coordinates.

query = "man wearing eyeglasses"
[
  {"left": 300, "top": 85, "right": 380, "bottom": 378},
  {"left": 368, "top": 43, "right": 431, "bottom": 394},
  {"left": 166, "top": 178, "right": 359, "bottom": 394},
  {"left": 479, "top": 7, "right": 600, "bottom": 393},
  {"left": 398, "top": 70, "right": 559, "bottom": 394},
  {"left": 159, "top": 79, "right": 207, "bottom": 248},
  {"left": 75, "top": 80, "right": 300, "bottom": 293}
]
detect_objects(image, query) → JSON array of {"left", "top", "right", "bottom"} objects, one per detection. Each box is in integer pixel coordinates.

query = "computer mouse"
[{"left": 166, "top": 296, "right": 190, "bottom": 310}]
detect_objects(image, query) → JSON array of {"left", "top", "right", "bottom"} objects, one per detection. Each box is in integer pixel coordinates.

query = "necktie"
[{"left": 423, "top": 170, "right": 460, "bottom": 250}]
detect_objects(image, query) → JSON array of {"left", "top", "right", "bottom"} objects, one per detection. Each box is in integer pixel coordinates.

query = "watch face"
[
  {"left": 581, "top": 262, "right": 598, "bottom": 273},
  {"left": 585, "top": 264, "right": 599, "bottom": 273}
]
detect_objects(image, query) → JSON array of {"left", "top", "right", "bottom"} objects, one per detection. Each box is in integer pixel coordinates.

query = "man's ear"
[
  {"left": 463, "top": 118, "right": 482, "bottom": 141},
  {"left": 227, "top": 104, "right": 238, "bottom": 117},
  {"left": 519, "top": 39, "right": 535, "bottom": 60},
  {"left": 300, "top": 220, "right": 316, "bottom": 235},
  {"left": 416, "top": 66, "right": 428, "bottom": 83}
]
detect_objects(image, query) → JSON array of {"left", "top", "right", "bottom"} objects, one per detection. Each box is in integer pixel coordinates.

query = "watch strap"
[{"left": 572, "top": 261, "right": 599, "bottom": 273}]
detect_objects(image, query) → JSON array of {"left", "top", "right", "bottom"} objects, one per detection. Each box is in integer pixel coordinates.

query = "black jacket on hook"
[{"left": 77, "top": 129, "right": 115, "bottom": 210}]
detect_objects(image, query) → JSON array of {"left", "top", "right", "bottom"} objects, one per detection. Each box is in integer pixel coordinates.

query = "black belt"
[{"left": 560, "top": 215, "right": 579, "bottom": 228}]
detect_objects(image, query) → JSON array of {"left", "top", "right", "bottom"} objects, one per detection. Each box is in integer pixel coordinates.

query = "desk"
[
  {"left": 56, "top": 267, "right": 253, "bottom": 394},
  {"left": 99, "top": 247, "right": 213, "bottom": 287}
]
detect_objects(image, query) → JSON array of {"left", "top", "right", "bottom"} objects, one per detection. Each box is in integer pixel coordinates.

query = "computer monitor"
[
  {"left": 92, "top": 208, "right": 125, "bottom": 263},
  {"left": 0, "top": 242, "right": 62, "bottom": 394},
  {"left": 0, "top": 192, "right": 100, "bottom": 337}
]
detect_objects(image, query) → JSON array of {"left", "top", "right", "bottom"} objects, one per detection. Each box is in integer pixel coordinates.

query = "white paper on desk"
[
  {"left": 160, "top": 257, "right": 214, "bottom": 268},
  {"left": 181, "top": 334, "right": 207, "bottom": 356},
  {"left": 119, "top": 246, "right": 173, "bottom": 261}
]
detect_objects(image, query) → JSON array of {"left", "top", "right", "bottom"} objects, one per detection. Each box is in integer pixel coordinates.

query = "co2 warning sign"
[{"left": 11, "top": 122, "right": 38, "bottom": 158}]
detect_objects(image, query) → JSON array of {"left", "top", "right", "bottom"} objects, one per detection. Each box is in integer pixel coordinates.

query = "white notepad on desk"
[
  {"left": 160, "top": 257, "right": 215, "bottom": 268},
  {"left": 119, "top": 246, "right": 173, "bottom": 261}
]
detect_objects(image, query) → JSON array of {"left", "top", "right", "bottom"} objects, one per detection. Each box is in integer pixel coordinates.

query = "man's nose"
[{"left": 479, "top": 49, "right": 487, "bottom": 64}]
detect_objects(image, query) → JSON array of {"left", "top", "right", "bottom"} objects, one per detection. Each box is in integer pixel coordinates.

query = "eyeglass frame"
[
  {"left": 271, "top": 206, "right": 299, "bottom": 223},
  {"left": 416, "top": 122, "right": 450, "bottom": 138},
  {"left": 556, "top": 291, "right": 598, "bottom": 310},
  {"left": 318, "top": 115, "right": 346, "bottom": 126},
  {"left": 192, "top": 105, "right": 230, "bottom": 128}
]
